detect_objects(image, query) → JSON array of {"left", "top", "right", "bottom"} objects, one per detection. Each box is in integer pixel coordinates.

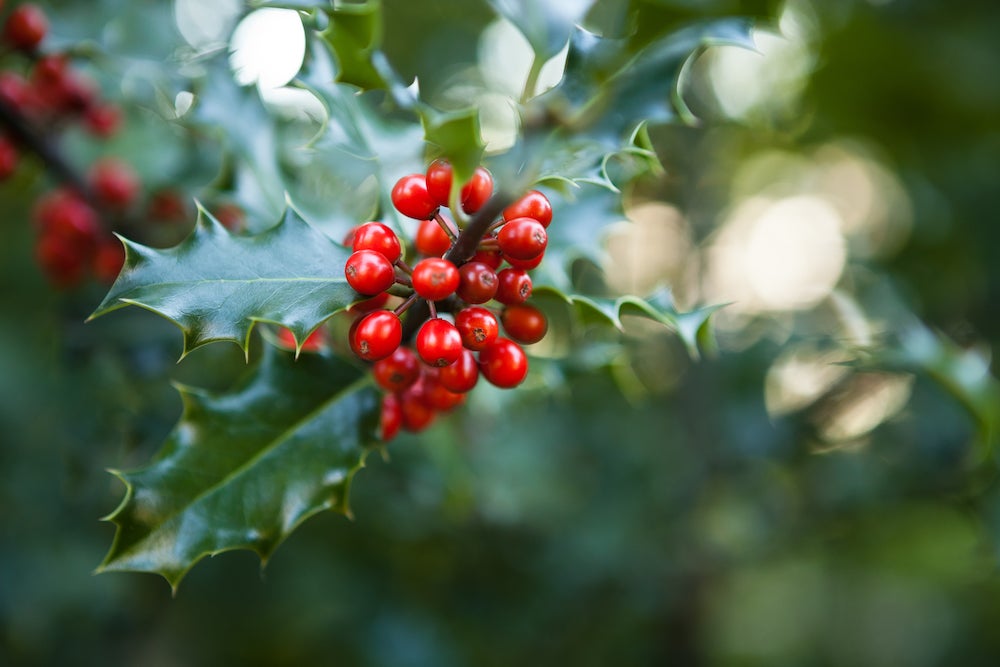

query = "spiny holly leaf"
[
  {"left": 534, "top": 285, "right": 722, "bottom": 359},
  {"left": 488, "top": 0, "right": 597, "bottom": 61},
  {"left": 321, "top": 0, "right": 400, "bottom": 94},
  {"left": 294, "top": 38, "right": 426, "bottom": 232},
  {"left": 89, "top": 207, "right": 355, "bottom": 357},
  {"left": 421, "top": 107, "right": 486, "bottom": 187},
  {"left": 97, "top": 347, "right": 381, "bottom": 591},
  {"left": 543, "top": 18, "right": 757, "bottom": 137}
]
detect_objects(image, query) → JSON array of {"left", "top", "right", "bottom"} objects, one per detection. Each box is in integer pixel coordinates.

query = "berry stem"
[
  {"left": 486, "top": 219, "right": 506, "bottom": 234},
  {"left": 394, "top": 257, "right": 414, "bottom": 275},
  {"left": 401, "top": 191, "right": 513, "bottom": 341},
  {"left": 434, "top": 211, "right": 459, "bottom": 240},
  {"left": 428, "top": 301, "right": 438, "bottom": 319},
  {"left": 393, "top": 292, "right": 419, "bottom": 316},
  {"left": 394, "top": 273, "right": 413, "bottom": 288}
]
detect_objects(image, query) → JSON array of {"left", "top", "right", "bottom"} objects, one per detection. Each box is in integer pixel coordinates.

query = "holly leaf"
[
  {"left": 534, "top": 285, "right": 722, "bottom": 359},
  {"left": 421, "top": 107, "right": 486, "bottom": 187},
  {"left": 89, "top": 207, "right": 355, "bottom": 357},
  {"left": 488, "top": 0, "right": 597, "bottom": 61},
  {"left": 96, "top": 347, "right": 381, "bottom": 591},
  {"left": 321, "top": 0, "right": 401, "bottom": 94}
]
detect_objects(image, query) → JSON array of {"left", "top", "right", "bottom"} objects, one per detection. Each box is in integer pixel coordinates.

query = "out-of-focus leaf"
[
  {"left": 488, "top": 0, "right": 597, "bottom": 61},
  {"left": 97, "top": 347, "right": 380, "bottom": 591},
  {"left": 89, "top": 207, "right": 355, "bottom": 357},
  {"left": 535, "top": 285, "right": 722, "bottom": 358}
]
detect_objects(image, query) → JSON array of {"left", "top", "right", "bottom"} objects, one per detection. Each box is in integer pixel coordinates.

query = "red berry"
[
  {"left": 421, "top": 375, "right": 466, "bottom": 411},
  {"left": 400, "top": 381, "right": 436, "bottom": 432},
  {"left": 0, "top": 135, "right": 18, "bottom": 180},
  {"left": 501, "top": 304, "right": 548, "bottom": 344},
  {"left": 411, "top": 257, "right": 459, "bottom": 301},
  {"left": 89, "top": 159, "right": 140, "bottom": 208},
  {"left": 350, "top": 310, "right": 402, "bottom": 361},
  {"left": 425, "top": 158, "right": 453, "bottom": 207},
  {"left": 456, "top": 261, "right": 497, "bottom": 304},
  {"left": 147, "top": 189, "right": 188, "bottom": 222},
  {"left": 33, "top": 189, "right": 101, "bottom": 257},
  {"left": 93, "top": 239, "right": 125, "bottom": 284},
  {"left": 381, "top": 393, "right": 403, "bottom": 441},
  {"left": 372, "top": 346, "right": 421, "bottom": 392},
  {"left": 33, "top": 54, "right": 67, "bottom": 84},
  {"left": 454, "top": 306, "right": 499, "bottom": 351},
  {"left": 478, "top": 338, "right": 528, "bottom": 388},
  {"left": 345, "top": 249, "right": 396, "bottom": 296},
  {"left": 347, "top": 292, "right": 391, "bottom": 314},
  {"left": 84, "top": 104, "right": 122, "bottom": 137},
  {"left": 391, "top": 173, "right": 437, "bottom": 220},
  {"left": 276, "top": 326, "right": 326, "bottom": 352},
  {"left": 414, "top": 217, "right": 452, "bottom": 256},
  {"left": 497, "top": 217, "right": 547, "bottom": 260},
  {"left": 460, "top": 166, "right": 493, "bottom": 214},
  {"left": 352, "top": 221, "right": 401, "bottom": 263},
  {"left": 503, "top": 252, "right": 544, "bottom": 271},
  {"left": 0, "top": 72, "right": 29, "bottom": 108},
  {"left": 495, "top": 268, "right": 532, "bottom": 305},
  {"left": 4, "top": 4, "right": 47, "bottom": 51},
  {"left": 503, "top": 190, "right": 552, "bottom": 227},
  {"left": 36, "top": 233, "right": 87, "bottom": 287},
  {"left": 470, "top": 247, "right": 503, "bottom": 269},
  {"left": 438, "top": 349, "right": 479, "bottom": 393},
  {"left": 416, "top": 318, "right": 463, "bottom": 367},
  {"left": 213, "top": 203, "right": 245, "bottom": 231}
]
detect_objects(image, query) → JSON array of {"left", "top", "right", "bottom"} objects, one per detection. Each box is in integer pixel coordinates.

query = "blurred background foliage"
[{"left": 2, "top": 0, "right": 1000, "bottom": 665}]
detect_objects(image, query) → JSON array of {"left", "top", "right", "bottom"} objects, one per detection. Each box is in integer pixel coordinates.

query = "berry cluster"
[
  {"left": 0, "top": 2, "right": 246, "bottom": 289},
  {"left": 342, "top": 159, "right": 552, "bottom": 440}
]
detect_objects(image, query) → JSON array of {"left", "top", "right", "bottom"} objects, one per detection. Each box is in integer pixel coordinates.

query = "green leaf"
[
  {"left": 89, "top": 207, "right": 355, "bottom": 357},
  {"left": 420, "top": 107, "right": 486, "bottom": 186},
  {"left": 535, "top": 285, "right": 723, "bottom": 359},
  {"left": 97, "top": 347, "right": 381, "bottom": 591},
  {"left": 321, "top": 0, "right": 391, "bottom": 91},
  {"left": 488, "top": 0, "right": 597, "bottom": 61}
]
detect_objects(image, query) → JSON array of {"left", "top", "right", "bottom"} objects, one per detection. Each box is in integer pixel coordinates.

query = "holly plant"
[{"left": 4, "top": 0, "right": 995, "bottom": 595}]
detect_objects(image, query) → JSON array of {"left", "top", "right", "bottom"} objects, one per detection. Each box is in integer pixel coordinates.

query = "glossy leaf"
[
  {"left": 535, "top": 285, "right": 722, "bottom": 359},
  {"left": 89, "top": 207, "right": 355, "bottom": 357},
  {"left": 97, "top": 347, "right": 381, "bottom": 590}
]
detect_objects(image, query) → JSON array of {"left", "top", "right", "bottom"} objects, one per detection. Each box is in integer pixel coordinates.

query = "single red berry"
[
  {"left": 381, "top": 393, "right": 403, "bottom": 441},
  {"left": 33, "top": 189, "right": 101, "bottom": 257},
  {"left": 83, "top": 103, "right": 122, "bottom": 137},
  {"left": 89, "top": 159, "right": 140, "bottom": 208},
  {"left": 352, "top": 221, "right": 402, "bottom": 263},
  {"left": 345, "top": 249, "right": 396, "bottom": 296},
  {"left": 456, "top": 261, "right": 498, "bottom": 304},
  {"left": 411, "top": 257, "right": 459, "bottom": 301},
  {"left": 495, "top": 268, "right": 532, "bottom": 305},
  {"left": 213, "top": 203, "right": 245, "bottom": 231},
  {"left": 421, "top": 375, "right": 466, "bottom": 412},
  {"left": 454, "top": 306, "right": 499, "bottom": 351},
  {"left": 501, "top": 304, "right": 548, "bottom": 344},
  {"left": 350, "top": 310, "right": 402, "bottom": 361},
  {"left": 391, "top": 173, "right": 438, "bottom": 220},
  {"left": 470, "top": 247, "right": 503, "bottom": 269},
  {"left": 4, "top": 4, "right": 48, "bottom": 51},
  {"left": 33, "top": 54, "right": 67, "bottom": 84},
  {"left": 93, "top": 239, "right": 125, "bottom": 284},
  {"left": 400, "top": 381, "right": 436, "bottom": 432},
  {"left": 372, "top": 346, "right": 421, "bottom": 393},
  {"left": 147, "top": 189, "right": 188, "bottom": 223},
  {"left": 0, "top": 135, "right": 18, "bottom": 180},
  {"left": 438, "top": 348, "right": 479, "bottom": 393},
  {"left": 414, "top": 217, "right": 452, "bottom": 256},
  {"left": 425, "top": 158, "right": 453, "bottom": 207},
  {"left": 35, "top": 233, "right": 86, "bottom": 288},
  {"left": 347, "top": 292, "right": 391, "bottom": 314},
  {"left": 416, "top": 318, "right": 464, "bottom": 367},
  {"left": 276, "top": 326, "right": 326, "bottom": 352},
  {"left": 503, "top": 252, "right": 544, "bottom": 271},
  {"left": 461, "top": 166, "right": 493, "bottom": 214},
  {"left": 478, "top": 338, "right": 529, "bottom": 388},
  {"left": 503, "top": 190, "right": 552, "bottom": 227},
  {"left": 0, "top": 72, "right": 29, "bottom": 109},
  {"left": 497, "top": 217, "right": 547, "bottom": 260}
]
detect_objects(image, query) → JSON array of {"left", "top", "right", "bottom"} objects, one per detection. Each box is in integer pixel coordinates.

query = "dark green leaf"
[
  {"left": 321, "top": 0, "right": 391, "bottom": 91},
  {"left": 534, "top": 285, "right": 723, "bottom": 359},
  {"left": 97, "top": 347, "right": 381, "bottom": 590},
  {"left": 89, "top": 207, "right": 355, "bottom": 357}
]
